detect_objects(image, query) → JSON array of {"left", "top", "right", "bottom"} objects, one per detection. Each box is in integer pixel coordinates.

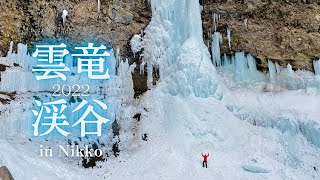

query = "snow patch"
[
  {"left": 242, "top": 165, "right": 271, "bottom": 173},
  {"left": 130, "top": 34, "right": 142, "bottom": 54}
]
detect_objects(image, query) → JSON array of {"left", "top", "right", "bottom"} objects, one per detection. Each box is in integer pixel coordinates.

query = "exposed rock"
[
  {"left": 202, "top": 0, "right": 320, "bottom": 71},
  {"left": 0, "top": 0, "right": 151, "bottom": 55},
  {"left": 0, "top": 166, "right": 14, "bottom": 180},
  {"left": 0, "top": 0, "right": 151, "bottom": 95}
]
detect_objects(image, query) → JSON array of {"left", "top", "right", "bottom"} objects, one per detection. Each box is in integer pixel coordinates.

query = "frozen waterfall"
[{"left": 141, "top": 0, "right": 222, "bottom": 99}]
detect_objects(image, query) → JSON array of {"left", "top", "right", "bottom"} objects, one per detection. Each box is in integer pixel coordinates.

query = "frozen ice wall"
[
  {"left": 0, "top": 43, "right": 135, "bottom": 138},
  {"left": 140, "top": 0, "right": 222, "bottom": 99}
]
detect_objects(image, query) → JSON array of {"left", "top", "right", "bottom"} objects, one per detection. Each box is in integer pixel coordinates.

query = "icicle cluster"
[
  {"left": 213, "top": 13, "right": 220, "bottom": 32},
  {"left": 216, "top": 50, "right": 320, "bottom": 89},
  {"left": 218, "top": 52, "right": 265, "bottom": 83},
  {"left": 210, "top": 15, "right": 320, "bottom": 90}
]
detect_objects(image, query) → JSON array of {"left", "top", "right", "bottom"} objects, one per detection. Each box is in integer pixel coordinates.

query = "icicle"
[
  {"left": 213, "top": 13, "right": 220, "bottom": 32},
  {"left": 212, "top": 32, "right": 221, "bottom": 66},
  {"left": 235, "top": 52, "right": 249, "bottom": 82},
  {"left": 313, "top": 60, "right": 320, "bottom": 75},
  {"left": 247, "top": 54, "right": 257, "bottom": 74},
  {"left": 227, "top": 28, "right": 231, "bottom": 49},
  {"left": 98, "top": 0, "right": 101, "bottom": 14},
  {"left": 275, "top": 62, "right": 281, "bottom": 74},
  {"left": 268, "top": 60, "right": 277, "bottom": 83},
  {"left": 7, "top": 41, "right": 14, "bottom": 57},
  {"left": 62, "top": 10, "right": 68, "bottom": 26},
  {"left": 287, "top": 63, "right": 293, "bottom": 75},
  {"left": 140, "top": 61, "right": 145, "bottom": 75}
]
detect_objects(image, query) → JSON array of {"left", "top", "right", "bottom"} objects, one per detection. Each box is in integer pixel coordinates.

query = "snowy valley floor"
[{"left": 1, "top": 78, "right": 320, "bottom": 180}]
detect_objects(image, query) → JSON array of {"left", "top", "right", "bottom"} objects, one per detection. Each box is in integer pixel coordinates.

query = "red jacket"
[{"left": 202, "top": 154, "right": 209, "bottom": 161}]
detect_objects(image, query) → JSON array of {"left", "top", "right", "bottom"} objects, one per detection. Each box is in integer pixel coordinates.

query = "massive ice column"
[{"left": 142, "top": 0, "right": 222, "bottom": 98}]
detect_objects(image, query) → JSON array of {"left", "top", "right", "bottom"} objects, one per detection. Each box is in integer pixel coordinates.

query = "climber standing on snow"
[{"left": 202, "top": 153, "right": 209, "bottom": 168}]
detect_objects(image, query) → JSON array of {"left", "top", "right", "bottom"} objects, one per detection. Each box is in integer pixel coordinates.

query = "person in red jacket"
[{"left": 202, "top": 153, "right": 209, "bottom": 168}]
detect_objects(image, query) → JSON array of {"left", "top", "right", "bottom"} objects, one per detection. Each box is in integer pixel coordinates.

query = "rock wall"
[
  {"left": 2, "top": 0, "right": 320, "bottom": 95},
  {"left": 0, "top": 0, "right": 151, "bottom": 96}
]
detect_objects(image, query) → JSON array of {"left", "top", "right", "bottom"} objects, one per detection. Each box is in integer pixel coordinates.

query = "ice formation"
[
  {"left": 0, "top": 43, "right": 134, "bottom": 94},
  {"left": 98, "top": 0, "right": 101, "bottom": 13},
  {"left": 212, "top": 13, "right": 220, "bottom": 32},
  {"left": 218, "top": 52, "right": 265, "bottom": 84},
  {"left": 1, "top": 1, "right": 320, "bottom": 179},
  {"left": 141, "top": 0, "right": 222, "bottom": 99},
  {"left": 0, "top": 42, "right": 135, "bottom": 138},
  {"left": 314, "top": 60, "right": 320, "bottom": 75},
  {"left": 211, "top": 32, "right": 222, "bottom": 66},
  {"left": 268, "top": 60, "right": 277, "bottom": 83},
  {"left": 227, "top": 28, "right": 231, "bottom": 48},
  {"left": 212, "top": 33, "right": 320, "bottom": 89},
  {"left": 62, "top": 10, "right": 68, "bottom": 26},
  {"left": 217, "top": 53, "right": 320, "bottom": 90}
]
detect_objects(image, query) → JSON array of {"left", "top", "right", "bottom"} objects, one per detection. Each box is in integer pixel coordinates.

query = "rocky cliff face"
[
  {"left": 0, "top": 0, "right": 151, "bottom": 96},
  {"left": 1, "top": 0, "right": 320, "bottom": 94},
  {"left": 0, "top": 0, "right": 151, "bottom": 54},
  {"left": 202, "top": 0, "right": 320, "bottom": 71}
]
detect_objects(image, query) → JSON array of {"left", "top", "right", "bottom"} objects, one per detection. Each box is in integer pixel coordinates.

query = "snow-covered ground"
[
  {"left": 1, "top": 81, "right": 320, "bottom": 179},
  {"left": 104, "top": 84, "right": 320, "bottom": 180}
]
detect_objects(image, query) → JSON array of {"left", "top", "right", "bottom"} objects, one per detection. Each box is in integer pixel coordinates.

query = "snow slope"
[
  {"left": 1, "top": 81, "right": 320, "bottom": 179},
  {"left": 102, "top": 80, "right": 320, "bottom": 179}
]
